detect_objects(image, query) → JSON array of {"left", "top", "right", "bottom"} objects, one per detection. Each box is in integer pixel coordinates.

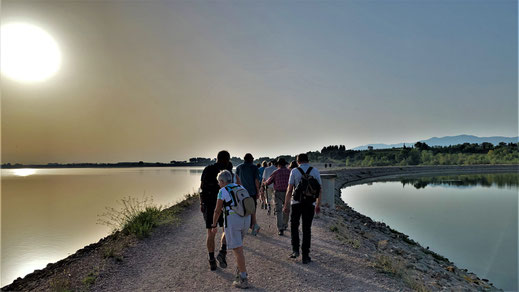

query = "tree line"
[
  {"left": 3, "top": 142, "right": 517, "bottom": 169},
  {"left": 193, "top": 141, "right": 518, "bottom": 167},
  {"left": 340, "top": 142, "right": 518, "bottom": 167}
]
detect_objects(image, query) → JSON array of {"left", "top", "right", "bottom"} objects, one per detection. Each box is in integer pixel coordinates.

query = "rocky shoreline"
[
  {"left": 320, "top": 164, "right": 518, "bottom": 291},
  {"left": 2, "top": 164, "right": 516, "bottom": 291}
]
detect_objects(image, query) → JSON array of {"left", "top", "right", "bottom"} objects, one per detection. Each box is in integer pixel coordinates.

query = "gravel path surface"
[{"left": 92, "top": 202, "right": 409, "bottom": 291}]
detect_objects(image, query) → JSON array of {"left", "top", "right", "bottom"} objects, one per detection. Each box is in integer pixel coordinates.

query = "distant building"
[{"left": 368, "top": 146, "right": 374, "bottom": 151}]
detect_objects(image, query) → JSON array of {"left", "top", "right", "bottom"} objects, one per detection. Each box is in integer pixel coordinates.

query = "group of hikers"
[{"left": 200, "top": 150, "right": 322, "bottom": 289}]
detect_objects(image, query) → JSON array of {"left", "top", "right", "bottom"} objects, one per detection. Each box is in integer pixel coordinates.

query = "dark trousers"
[{"left": 290, "top": 202, "right": 315, "bottom": 256}]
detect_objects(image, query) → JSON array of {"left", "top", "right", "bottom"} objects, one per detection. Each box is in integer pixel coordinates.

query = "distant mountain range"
[{"left": 353, "top": 135, "right": 519, "bottom": 150}]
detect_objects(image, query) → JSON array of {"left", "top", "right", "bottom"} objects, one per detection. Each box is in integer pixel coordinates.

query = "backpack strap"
[
  {"left": 224, "top": 185, "right": 240, "bottom": 208},
  {"left": 296, "top": 167, "right": 306, "bottom": 176},
  {"left": 305, "top": 167, "right": 313, "bottom": 175},
  {"left": 223, "top": 186, "right": 234, "bottom": 208}
]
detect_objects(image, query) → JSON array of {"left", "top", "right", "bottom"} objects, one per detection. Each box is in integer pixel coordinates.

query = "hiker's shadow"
[
  {"left": 243, "top": 246, "right": 383, "bottom": 290},
  {"left": 213, "top": 267, "right": 267, "bottom": 292},
  {"left": 249, "top": 232, "right": 290, "bottom": 248},
  {"left": 214, "top": 268, "right": 235, "bottom": 284}
]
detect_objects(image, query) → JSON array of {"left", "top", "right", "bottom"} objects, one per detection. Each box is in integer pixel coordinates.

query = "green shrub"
[
  {"left": 374, "top": 254, "right": 405, "bottom": 276},
  {"left": 49, "top": 277, "right": 72, "bottom": 292},
  {"left": 82, "top": 271, "right": 98, "bottom": 286},
  {"left": 98, "top": 196, "right": 163, "bottom": 238},
  {"left": 122, "top": 206, "right": 162, "bottom": 238}
]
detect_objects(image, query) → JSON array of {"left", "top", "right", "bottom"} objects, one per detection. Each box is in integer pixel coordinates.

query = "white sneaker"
[{"left": 232, "top": 277, "right": 249, "bottom": 289}]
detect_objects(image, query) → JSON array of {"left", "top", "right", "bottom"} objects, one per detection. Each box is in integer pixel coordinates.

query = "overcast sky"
[{"left": 2, "top": 0, "right": 517, "bottom": 164}]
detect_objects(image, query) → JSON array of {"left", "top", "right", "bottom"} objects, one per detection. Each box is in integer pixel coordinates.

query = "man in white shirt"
[
  {"left": 283, "top": 153, "right": 322, "bottom": 264},
  {"left": 261, "top": 160, "right": 277, "bottom": 215}
]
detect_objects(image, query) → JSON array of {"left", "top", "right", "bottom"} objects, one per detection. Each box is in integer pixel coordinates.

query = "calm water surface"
[
  {"left": 341, "top": 173, "right": 518, "bottom": 291},
  {"left": 1, "top": 167, "right": 203, "bottom": 286}
]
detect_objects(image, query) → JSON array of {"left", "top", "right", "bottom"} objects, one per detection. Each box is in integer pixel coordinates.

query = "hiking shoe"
[
  {"left": 251, "top": 224, "right": 261, "bottom": 236},
  {"left": 209, "top": 259, "right": 217, "bottom": 271},
  {"left": 216, "top": 252, "right": 227, "bottom": 269},
  {"left": 267, "top": 208, "right": 271, "bottom": 216},
  {"left": 278, "top": 230, "right": 283, "bottom": 236},
  {"left": 289, "top": 251, "right": 299, "bottom": 258},
  {"left": 232, "top": 277, "right": 249, "bottom": 289},
  {"left": 302, "top": 255, "right": 312, "bottom": 264}
]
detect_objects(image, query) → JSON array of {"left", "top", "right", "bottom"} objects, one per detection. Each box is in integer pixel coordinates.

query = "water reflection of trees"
[{"left": 400, "top": 173, "right": 519, "bottom": 189}]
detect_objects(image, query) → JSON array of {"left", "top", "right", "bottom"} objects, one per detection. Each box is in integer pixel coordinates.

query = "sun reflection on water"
[{"left": 13, "top": 169, "right": 37, "bottom": 177}]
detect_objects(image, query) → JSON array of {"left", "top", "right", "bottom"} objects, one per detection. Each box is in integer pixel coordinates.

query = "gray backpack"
[{"left": 224, "top": 185, "right": 255, "bottom": 217}]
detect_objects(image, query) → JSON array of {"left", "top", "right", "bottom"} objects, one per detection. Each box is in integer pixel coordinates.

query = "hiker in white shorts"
[{"left": 212, "top": 170, "right": 252, "bottom": 289}]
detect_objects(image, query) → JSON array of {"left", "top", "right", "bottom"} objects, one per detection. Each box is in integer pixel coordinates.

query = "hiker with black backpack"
[
  {"left": 283, "top": 153, "right": 322, "bottom": 264},
  {"left": 200, "top": 150, "right": 232, "bottom": 271},
  {"left": 212, "top": 170, "right": 255, "bottom": 289}
]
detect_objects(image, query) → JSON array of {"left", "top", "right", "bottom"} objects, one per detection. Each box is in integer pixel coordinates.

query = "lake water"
[
  {"left": 1, "top": 167, "right": 203, "bottom": 286},
  {"left": 341, "top": 173, "right": 518, "bottom": 291}
]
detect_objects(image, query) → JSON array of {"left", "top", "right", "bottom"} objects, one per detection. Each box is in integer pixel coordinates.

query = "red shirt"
[{"left": 265, "top": 167, "right": 291, "bottom": 191}]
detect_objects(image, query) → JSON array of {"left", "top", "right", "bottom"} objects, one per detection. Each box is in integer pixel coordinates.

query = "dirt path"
[{"left": 92, "top": 202, "right": 409, "bottom": 291}]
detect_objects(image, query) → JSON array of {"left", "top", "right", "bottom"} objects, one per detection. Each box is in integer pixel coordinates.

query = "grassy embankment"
[
  {"left": 98, "top": 195, "right": 198, "bottom": 239},
  {"left": 3, "top": 193, "right": 199, "bottom": 292},
  {"left": 70, "top": 193, "right": 199, "bottom": 291}
]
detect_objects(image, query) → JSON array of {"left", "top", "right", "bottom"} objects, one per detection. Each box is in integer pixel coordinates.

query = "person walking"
[
  {"left": 211, "top": 170, "right": 251, "bottom": 289},
  {"left": 200, "top": 150, "right": 232, "bottom": 270},
  {"left": 261, "top": 160, "right": 277, "bottom": 215},
  {"left": 258, "top": 161, "right": 268, "bottom": 209},
  {"left": 263, "top": 158, "right": 291, "bottom": 235},
  {"left": 236, "top": 153, "right": 261, "bottom": 235},
  {"left": 283, "top": 153, "right": 322, "bottom": 264},
  {"left": 288, "top": 160, "right": 298, "bottom": 170}
]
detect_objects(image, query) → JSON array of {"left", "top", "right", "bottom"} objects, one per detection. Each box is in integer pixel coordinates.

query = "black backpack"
[{"left": 293, "top": 167, "right": 321, "bottom": 202}]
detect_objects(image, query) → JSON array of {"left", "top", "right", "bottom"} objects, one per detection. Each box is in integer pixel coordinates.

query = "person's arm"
[
  {"left": 283, "top": 170, "right": 295, "bottom": 214},
  {"left": 198, "top": 167, "right": 207, "bottom": 206},
  {"left": 312, "top": 167, "right": 322, "bottom": 214},
  {"left": 264, "top": 172, "right": 275, "bottom": 187},
  {"left": 199, "top": 168, "right": 206, "bottom": 211},
  {"left": 235, "top": 167, "right": 242, "bottom": 185},
  {"left": 211, "top": 199, "right": 224, "bottom": 232},
  {"left": 315, "top": 188, "right": 322, "bottom": 214},
  {"left": 199, "top": 181, "right": 204, "bottom": 212},
  {"left": 283, "top": 184, "right": 294, "bottom": 214},
  {"left": 255, "top": 178, "right": 260, "bottom": 195}
]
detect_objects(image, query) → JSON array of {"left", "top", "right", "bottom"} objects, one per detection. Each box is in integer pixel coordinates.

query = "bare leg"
[
  {"left": 220, "top": 229, "right": 226, "bottom": 248},
  {"left": 232, "top": 246, "right": 247, "bottom": 273},
  {"left": 206, "top": 229, "right": 216, "bottom": 252},
  {"left": 251, "top": 213, "right": 257, "bottom": 228}
]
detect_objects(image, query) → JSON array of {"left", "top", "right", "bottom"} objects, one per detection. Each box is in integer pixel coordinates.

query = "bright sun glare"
[
  {"left": 13, "top": 169, "right": 37, "bottom": 177},
  {"left": 1, "top": 22, "right": 61, "bottom": 83}
]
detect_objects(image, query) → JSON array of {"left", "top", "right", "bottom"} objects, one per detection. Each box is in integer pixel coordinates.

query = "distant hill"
[{"left": 353, "top": 135, "right": 519, "bottom": 150}]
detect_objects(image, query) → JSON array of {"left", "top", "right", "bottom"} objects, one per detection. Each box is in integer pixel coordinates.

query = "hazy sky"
[{"left": 2, "top": 0, "right": 517, "bottom": 164}]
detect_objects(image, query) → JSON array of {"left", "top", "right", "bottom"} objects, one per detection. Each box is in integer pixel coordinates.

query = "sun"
[{"left": 1, "top": 22, "right": 62, "bottom": 83}]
